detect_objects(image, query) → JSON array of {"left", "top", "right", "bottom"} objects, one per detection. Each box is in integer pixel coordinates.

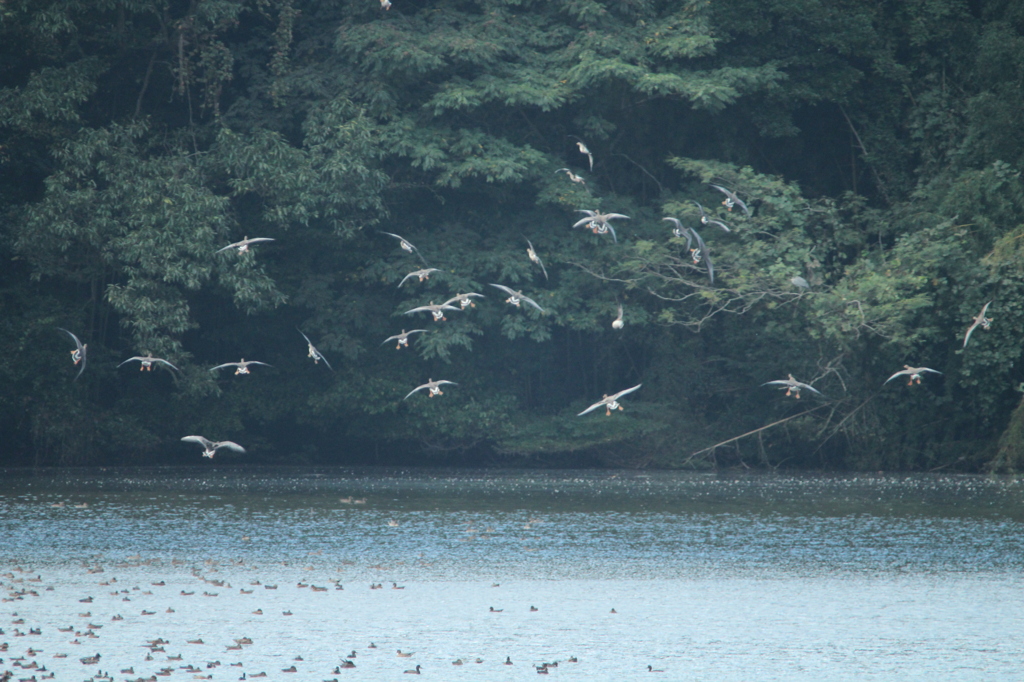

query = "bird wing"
[
  {"left": 155, "top": 358, "right": 181, "bottom": 371},
  {"left": 58, "top": 328, "right": 83, "bottom": 352},
  {"left": 318, "top": 354, "right": 334, "bottom": 372},
  {"left": 244, "top": 361, "right": 272, "bottom": 368},
  {"left": 215, "top": 242, "right": 240, "bottom": 253},
  {"left": 214, "top": 441, "right": 246, "bottom": 453},
  {"left": 403, "top": 305, "right": 436, "bottom": 314},
  {"left": 538, "top": 258, "right": 548, "bottom": 280},
  {"left": 398, "top": 272, "right": 419, "bottom": 287},
  {"left": 691, "top": 228, "right": 713, "bottom": 284},
  {"left": 297, "top": 329, "right": 313, "bottom": 345},
  {"left": 610, "top": 383, "right": 643, "bottom": 401},
  {"left": 518, "top": 294, "right": 545, "bottom": 312},
  {"left": 577, "top": 400, "right": 607, "bottom": 416},
  {"left": 604, "top": 213, "right": 630, "bottom": 221},
  {"left": 963, "top": 322, "right": 979, "bottom": 348},
  {"left": 244, "top": 238, "right": 275, "bottom": 245},
  {"left": 118, "top": 356, "right": 144, "bottom": 368},
  {"left": 209, "top": 363, "right": 239, "bottom": 372},
  {"left": 604, "top": 222, "right": 618, "bottom": 243},
  {"left": 761, "top": 380, "right": 791, "bottom": 387},
  {"left": 181, "top": 436, "right": 213, "bottom": 449},
  {"left": 920, "top": 367, "right": 942, "bottom": 375},
  {"left": 710, "top": 184, "right": 750, "bottom": 215},
  {"left": 489, "top": 283, "right": 516, "bottom": 296},
  {"left": 403, "top": 384, "right": 429, "bottom": 400},
  {"left": 796, "top": 382, "right": 823, "bottom": 395},
  {"left": 572, "top": 217, "right": 596, "bottom": 229},
  {"left": 707, "top": 219, "right": 731, "bottom": 232},
  {"left": 883, "top": 369, "right": 908, "bottom": 385}
]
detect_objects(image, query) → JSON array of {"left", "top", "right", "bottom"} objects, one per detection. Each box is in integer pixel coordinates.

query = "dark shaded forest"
[{"left": 2, "top": 0, "right": 1024, "bottom": 470}]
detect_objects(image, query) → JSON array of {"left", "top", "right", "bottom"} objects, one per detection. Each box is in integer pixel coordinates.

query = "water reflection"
[{"left": 1, "top": 469, "right": 1022, "bottom": 680}]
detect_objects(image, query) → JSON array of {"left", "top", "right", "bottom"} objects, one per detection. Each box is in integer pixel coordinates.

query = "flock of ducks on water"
[
  {"left": 1, "top": 561, "right": 668, "bottom": 679},
  {"left": 54, "top": 137, "right": 993, "bottom": 455}
]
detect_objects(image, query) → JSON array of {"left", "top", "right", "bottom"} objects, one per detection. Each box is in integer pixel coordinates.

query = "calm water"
[{"left": 1, "top": 468, "right": 1022, "bottom": 680}]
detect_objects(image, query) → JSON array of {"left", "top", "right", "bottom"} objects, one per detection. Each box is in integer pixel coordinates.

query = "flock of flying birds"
[{"left": 53, "top": 139, "right": 995, "bottom": 457}]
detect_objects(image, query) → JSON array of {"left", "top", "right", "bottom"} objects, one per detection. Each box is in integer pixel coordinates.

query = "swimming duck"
[
  {"left": 380, "top": 232, "right": 428, "bottom": 265},
  {"left": 525, "top": 238, "right": 549, "bottom": 281},
  {"left": 210, "top": 359, "right": 272, "bottom": 375},
  {"left": 57, "top": 328, "right": 87, "bottom": 381},
  {"left": 568, "top": 136, "right": 593, "bottom": 171},
  {"left": 396, "top": 650, "right": 414, "bottom": 657},
  {"left": 180, "top": 436, "right": 246, "bottom": 459},
  {"left": 489, "top": 606, "right": 503, "bottom": 612},
  {"left": 578, "top": 383, "right": 643, "bottom": 416},
  {"left": 708, "top": 184, "right": 750, "bottom": 216},
  {"left": 572, "top": 210, "right": 629, "bottom": 243},
  {"left": 403, "top": 665, "right": 421, "bottom": 674},
  {"left": 382, "top": 329, "right": 428, "bottom": 349},
  {"left": 762, "top": 374, "right": 823, "bottom": 399},
  {"left": 216, "top": 236, "right": 275, "bottom": 254},
  {"left": 489, "top": 284, "right": 545, "bottom": 312},
  {"left": 404, "top": 301, "right": 460, "bottom": 321},
  {"left": 404, "top": 379, "right": 457, "bottom": 400},
  {"left": 691, "top": 200, "right": 731, "bottom": 232},
  {"left": 118, "top": 355, "right": 180, "bottom": 372},
  {"left": 443, "top": 292, "right": 485, "bottom": 310},
  {"left": 297, "top": 330, "right": 333, "bottom": 370},
  {"left": 398, "top": 268, "right": 441, "bottom": 287},
  {"left": 663, "top": 218, "right": 713, "bottom": 284},
  {"left": 555, "top": 168, "right": 586, "bottom": 186},
  {"left": 504, "top": 657, "right": 513, "bottom": 665},
  {"left": 963, "top": 301, "right": 992, "bottom": 348},
  {"left": 884, "top": 365, "right": 942, "bottom": 386},
  {"left": 648, "top": 664, "right": 665, "bottom": 672}
]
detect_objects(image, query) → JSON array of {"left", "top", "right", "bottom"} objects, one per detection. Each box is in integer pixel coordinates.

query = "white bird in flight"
[
  {"left": 216, "top": 236, "right": 275, "bottom": 254},
  {"left": 297, "top": 330, "right": 333, "bottom": 370},
  {"left": 962, "top": 302, "right": 992, "bottom": 348},
  {"left": 404, "top": 379, "right": 457, "bottom": 400},
  {"left": 884, "top": 365, "right": 942, "bottom": 386},
  {"left": 578, "top": 384, "right": 643, "bottom": 416},
  {"left": 181, "top": 436, "right": 245, "bottom": 459},
  {"left": 118, "top": 355, "right": 179, "bottom": 372},
  {"left": 489, "top": 284, "right": 545, "bottom": 312},
  {"left": 209, "top": 359, "right": 272, "bottom": 375},
  {"left": 57, "top": 328, "right": 87, "bottom": 381},
  {"left": 762, "top": 374, "right": 822, "bottom": 399}
]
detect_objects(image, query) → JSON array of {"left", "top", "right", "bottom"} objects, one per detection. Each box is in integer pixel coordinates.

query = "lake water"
[{"left": 1, "top": 468, "right": 1022, "bottom": 681}]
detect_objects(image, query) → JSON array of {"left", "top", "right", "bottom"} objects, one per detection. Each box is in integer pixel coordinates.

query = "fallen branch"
[{"left": 683, "top": 405, "right": 828, "bottom": 465}]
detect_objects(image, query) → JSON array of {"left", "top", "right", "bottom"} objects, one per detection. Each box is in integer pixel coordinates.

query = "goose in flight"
[
  {"left": 404, "top": 301, "right": 460, "bottom": 321},
  {"left": 443, "top": 292, "right": 485, "bottom": 310},
  {"left": 569, "top": 136, "right": 593, "bottom": 171},
  {"left": 216, "top": 236, "right": 275, "bottom": 254},
  {"left": 210, "top": 359, "right": 272, "bottom": 375},
  {"left": 398, "top": 268, "right": 441, "bottom": 287},
  {"left": 708, "top": 184, "right": 750, "bottom": 216},
  {"left": 612, "top": 304, "right": 624, "bottom": 329},
  {"left": 762, "top": 374, "right": 822, "bottom": 399},
  {"left": 578, "top": 384, "right": 643, "bottom": 416},
  {"left": 525, "top": 238, "right": 548, "bottom": 281},
  {"left": 380, "top": 232, "right": 428, "bottom": 265},
  {"left": 555, "top": 168, "right": 586, "bottom": 186},
  {"left": 181, "top": 436, "right": 246, "bottom": 459},
  {"left": 297, "top": 330, "right": 333, "bottom": 370},
  {"left": 57, "top": 328, "right": 87, "bottom": 381},
  {"left": 884, "top": 365, "right": 942, "bottom": 386},
  {"left": 118, "top": 355, "right": 180, "bottom": 372},
  {"left": 963, "top": 302, "right": 992, "bottom": 348},
  {"left": 573, "top": 210, "right": 629, "bottom": 243},
  {"left": 691, "top": 201, "right": 731, "bottom": 232},
  {"left": 382, "top": 329, "right": 428, "bottom": 349},
  {"left": 663, "top": 218, "right": 713, "bottom": 284},
  {"left": 489, "top": 284, "right": 545, "bottom": 312},
  {"left": 404, "top": 379, "right": 457, "bottom": 400}
]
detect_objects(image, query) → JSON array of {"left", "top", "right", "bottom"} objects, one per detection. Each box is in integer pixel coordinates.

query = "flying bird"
[
  {"left": 118, "top": 355, "right": 180, "bottom": 372},
  {"left": 404, "top": 379, "right": 457, "bottom": 400},
  {"left": 216, "top": 236, "right": 275, "bottom": 254},
  {"left": 380, "top": 232, "right": 428, "bottom": 265},
  {"left": 572, "top": 210, "right": 630, "bottom": 243},
  {"left": 398, "top": 268, "right": 441, "bottom": 287},
  {"left": 525, "top": 238, "right": 548, "bottom": 281},
  {"left": 663, "top": 218, "right": 713, "bottom": 284},
  {"left": 209, "top": 359, "right": 272, "bottom": 375},
  {"left": 443, "top": 292, "right": 485, "bottom": 310},
  {"left": 555, "top": 168, "right": 586, "bottom": 186},
  {"left": 181, "top": 436, "right": 246, "bottom": 459},
  {"left": 489, "top": 284, "right": 545, "bottom": 312},
  {"left": 382, "top": 329, "right": 428, "bottom": 349},
  {"left": 568, "top": 136, "right": 593, "bottom": 171},
  {"left": 404, "top": 301, "right": 460, "bottom": 321},
  {"left": 708, "top": 184, "right": 750, "bottom": 216},
  {"left": 578, "top": 384, "right": 643, "bottom": 416},
  {"left": 884, "top": 365, "right": 942, "bottom": 386},
  {"left": 612, "top": 304, "right": 624, "bottom": 329},
  {"left": 297, "top": 330, "right": 333, "bottom": 370},
  {"left": 691, "top": 201, "right": 731, "bottom": 231},
  {"left": 762, "top": 374, "right": 822, "bottom": 399},
  {"left": 962, "top": 301, "right": 992, "bottom": 348},
  {"left": 57, "top": 328, "right": 87, "bottom": 381}
]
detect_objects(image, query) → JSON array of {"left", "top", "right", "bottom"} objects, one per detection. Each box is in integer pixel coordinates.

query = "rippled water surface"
[{"left": 1, "top": 468, "right": 1022, "bottom": 681}]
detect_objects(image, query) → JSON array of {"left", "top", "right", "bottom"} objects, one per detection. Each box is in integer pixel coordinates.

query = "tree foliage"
[{"left": 2, "top": 0, "right": 1024, "bottom": 470}]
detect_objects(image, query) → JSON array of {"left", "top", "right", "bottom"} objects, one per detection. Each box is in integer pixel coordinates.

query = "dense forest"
[{"left": 2, "top": 0, "right": 1024, "bottom": 470}]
